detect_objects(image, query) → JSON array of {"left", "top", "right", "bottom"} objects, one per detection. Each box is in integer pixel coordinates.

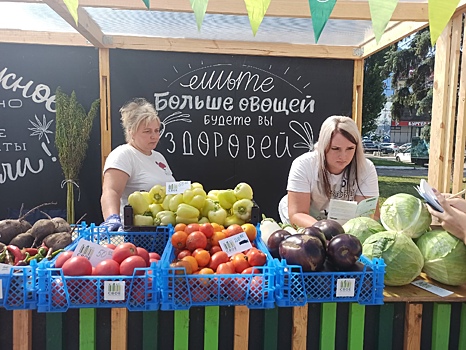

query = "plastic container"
[
  {"left": 36, "top": 224, "right": 170, "bottom": 312},
  {"left": 274, "top": 255, "right": 386, "bottom": 306},
  {"left": 158, "top": 227, "right": 275, "bottom": 310},
  {"left": 0, "top": 222, "right": 88, "bottom": 310}
]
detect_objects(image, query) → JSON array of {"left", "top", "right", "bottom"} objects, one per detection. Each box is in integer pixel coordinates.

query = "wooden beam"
[
  {"left": 108, "top": 35, "right": 359, "bottom": 59},
  {"left": 352, "top": 59, "right": 364, "bottom": 131},
  {"left": 0, "top": 29, "right": 91, "bottom": 46},
  {"left": 6, "top": 0, "right": 433, "bottom": 22},
  {"left": 99, "top": 48, "right": 112, "bottom": 173},
  {"left": 42, "top": 0, "right": 107, "bottom": 48},
  {"left": 13, "top": 310, "right": 32, "bottom": 350}
]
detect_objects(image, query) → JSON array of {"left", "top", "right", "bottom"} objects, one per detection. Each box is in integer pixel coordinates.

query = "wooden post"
[
  {"left": 13, "top": 310, "right": 32, "bottom": 350},
  {"left": 99, "top": 48, "right": 112, "bottom": 172},
  {"left": 403, "top": 303, "right": 423, "bottom": 350},
  {"left": 111, "top": 308, "right": 128, "bottom": 350},
  {"left": 234, "top": 306, "right": 249, "bottom": 350},
  {"left": 352, "top": 59, "right": 364, "bottom": 131},
  {"left": 291, "top": 304, "right": 308, "bottom": 350}
]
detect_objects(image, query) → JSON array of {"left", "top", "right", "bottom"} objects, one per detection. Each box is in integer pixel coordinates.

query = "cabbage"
[
  {"left": 362, "top": 230, "right": 424, "bottom": 286},
  {"left": 342, "top": 217, "right": 385, "bottom": 244},
  {"left": 380, "top": 193, "right": 431, "bottom": 238},
  {"left": 415, "top": 230, "right": 466, "bottom": 286}
]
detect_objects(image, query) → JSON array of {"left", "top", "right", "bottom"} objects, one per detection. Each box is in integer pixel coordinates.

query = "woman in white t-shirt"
[
  {"left": 279, "top": 115, "right": 379, "bottom": 227},
  {"left": 100, "top": 98, "right": 175, "bottom": 231}
]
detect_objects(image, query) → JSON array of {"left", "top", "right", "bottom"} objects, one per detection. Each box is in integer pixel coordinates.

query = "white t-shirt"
[
  {"left": 103, "top": 144, "right": 176, "bottom": 217},
  {"left": 279, "top": 151, "right": 379, "bottom": 223}
]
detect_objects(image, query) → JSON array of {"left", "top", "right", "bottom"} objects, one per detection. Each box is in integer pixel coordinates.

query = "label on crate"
[
  {"left": 166, "top": 180, "right": 191, "bottom": 194},
  {"left": 336, "top": 278, "right": 356, "bottom": 297},
  {"left": 219, "top": 232, "right": 252, "bottom": 256},
  {"left": 0, "top": 279, "right": 2, "bottom": 299},
  {"left": 0, "top": 263, "right": 12, "bottom": 275},
  {"left": 411, "top": 280, "right": 453, "bottom": 297},
  {"left": 104, "top": 281, "right": 126, "bottom": 301},
  {"left": 72, "top": 239, "right": 114, "bottom": 267}
]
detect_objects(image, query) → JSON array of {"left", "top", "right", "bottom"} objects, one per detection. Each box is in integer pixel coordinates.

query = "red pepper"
[
  {"left": 7, "top": 245, "right": 26, "bottom": 265},
  {"left": 22, "top": 248, "right": 38, "bottom": 256}
]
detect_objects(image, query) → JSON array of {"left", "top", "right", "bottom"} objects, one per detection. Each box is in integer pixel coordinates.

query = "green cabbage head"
[
  {"left": 380, "top": 193, "right": 431, "bottom": 238},
  {"left": 416, "top": 230, "right": 466, "bottom": 286},
  {"left": 342, "top": 217, "right": 385, "bottom": 244},
  {"left": 362, "top": 230, "right": 424, "bottom": 286}
]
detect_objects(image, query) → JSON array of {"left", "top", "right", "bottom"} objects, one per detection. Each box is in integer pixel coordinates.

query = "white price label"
[
  {"left": 104, "top": 281, "right": 125, "bottom": 301},
  {"left": 219, "top": 232, "right": 252, "bottom": 257},
  {"left": 0, "top": 279, "right": 3, "bottom": 299},
  {"left": 166, "top": 181, "right": 191, "bottom": 194},
  {"left": 336, "top": 278, "right": 356, "bottom": 297},
  {"left": 72, "top": 239, "right": 114, "bottom": 267},
  {"left": 0, "top": 263, "right": 12, "bottom": 275},
  {"left": 411, "top": 280, "right": 453, "bottom": 297}
]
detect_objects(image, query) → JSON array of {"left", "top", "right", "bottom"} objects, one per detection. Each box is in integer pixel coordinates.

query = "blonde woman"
[
  {"left": 279, "top": 115, "right": 380, "bottom": 227},
  {"left": 100, "top": 98, "right": 175, "bottom": 230}
]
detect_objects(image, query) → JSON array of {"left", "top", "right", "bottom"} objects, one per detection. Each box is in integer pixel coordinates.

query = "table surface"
[{"left": 383, "top": 273, "right": 466, "bottom": 302}]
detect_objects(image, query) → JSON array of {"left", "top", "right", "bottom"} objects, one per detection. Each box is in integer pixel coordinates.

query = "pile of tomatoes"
[
  {"left": 169, "top": 222, "right": 267, "bottom": 275},
  {"left": 54, "top": 243, "right": 161, "bottom": 276}
]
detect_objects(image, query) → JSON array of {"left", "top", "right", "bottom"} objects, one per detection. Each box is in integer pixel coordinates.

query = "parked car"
[
  {"left": 398, "top": 142, "right": 411, "bottom": 153},
  {"left": 362, "top": 141, "right": 380, "bottom": 153},
  {"left": 395, "top": 147, "right": 412, "bottom": 163},
  {"left": 379, "top": 142, "right": 399, "bottom": 154}
]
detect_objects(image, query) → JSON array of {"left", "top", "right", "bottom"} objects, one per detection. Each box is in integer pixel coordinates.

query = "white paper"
[
  {"left": 411, "top": 280, "right": 453, "bottom": 297},
  {"left": 327, "top": 197, "right": 378, "bottom": 225},
  {"left": 335, "top": 278, "right": 356, "bottom": 297},
  {"left": 0, "top": 279, "right": 2, "bottom": 299},
  {"left": 104, "top": 281, "right": 125, "bottom": 301},
  {"left": 0, "top": 263, "right": 12, "bottom": 275},
  {"left": 166, "top": 181, "right": 191, "bottom": 194},
  {"left": 414, "top": 179, "right": 444, "bottom": 212},
  {"left": 219, "top": 232, "right": 252, "bottom": 257},
  {"left": 72, "top": 239, "right": 114, "bottom": 267}
]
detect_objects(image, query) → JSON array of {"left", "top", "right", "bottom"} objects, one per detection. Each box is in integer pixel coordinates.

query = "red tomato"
[
  {"left": 149, "top": 258, "right": 159, "bottom": 264},
  {"left": 149, "top": 252, "right": 161, "bottom": 260},
  {"left": 186, "top": 231, "right": 208, "bottom": 252},
  {"left": 208, "top": 251, "right": 229, "bottom": 271},
  {"left": 54, "top": 251, "right": 74, "bottom": 268},
  {"left": 104, "top": 243, "right": 117, "bottom": 250},
  {"left": 136, "top": 247, "right": 150, "bottom": 266},
  {"left": 94, "top": 259, "right": 120, "bottom": 275},
  {"left": 209, "top": 246, "right": 222, "bottom": 255},
  {"left": 112, "top": 243, "right": 138, "bottom": 264},
  {"left": 232, "top": 253, "right": 250, "bottom": 273},
  {"left": 246, "top": 248, "right": 267, "bottom": 267},
  {"left": 216, "top": 261, "right": 235, "bottom": 274},
  {"left": 176, "top": 249, "right": 191, "bottom": 260},
  {"left": 199, "top": 223, "right": 215, "bottom": 238},
  {"left": 120, "top": 255, "right": 147, "bottom": 276},
  {"left": 62, "top": 256, "right": 93, "bottom": 276},
  {"left": 185, "top": 223, "right": 200, "bottom": 234},
  {"left": 225, "top": 224, "right": 243, "bottom": 238},
  {"left": 241, "top": 267, "right": 260, "bottom": 274}
]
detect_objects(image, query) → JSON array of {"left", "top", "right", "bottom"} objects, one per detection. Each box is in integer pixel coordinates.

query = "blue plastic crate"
[
  {"left": 158, "top": 227, "right": 275, "bottom": 310},
  {"left": 274, "top": 255, "right": 386, "bottom": 306},
  {"left": 36, "top": 224, "right": 170, "bottom": 312}
]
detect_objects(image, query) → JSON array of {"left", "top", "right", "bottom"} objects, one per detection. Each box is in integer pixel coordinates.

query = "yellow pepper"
[
  {"left": 128, "top": 191, "right": 151, "bottom": 215},
  {"left": 149, "top": 184, "right": 166, "bottom": 204}
]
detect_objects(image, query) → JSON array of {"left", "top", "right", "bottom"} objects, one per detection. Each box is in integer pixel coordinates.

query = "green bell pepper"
[
  {"left": 182, "top": 187, "right": 207, "bottom": 210},
  {"left": 224, "top": 214, "right": 245, "bottom": 227},
  {"left": 234, "top": 182, "right": 253, "bottom": 200},
  {"left": 207, "top": 190, "right": 219, "bottom": 201},
  {"left": 134, "top": 214, "right": 154, "bottom": 226},
  {"left": 232, "top": 198, "right": 254, "bottom": 221},
  {"left": 149, "top": 184, "right": 166, "bottom": 204},
  {"left": 149, "top": 203, "right": 163, "bottom": 217},
  {"left": 128, "top": 191, "right": 151, "bottom": 215},
  {"left": 155, "top": 210, "right": 176, "bottom": 226},
  {"left": 207, "top": 204, "right": 228, "bottom": 225},
  {"left": 198, "top": 216, "right": 210, "bottom": 224},
  {"left": 217, "top": 189, "right": 237, "bottom": 210},
  {"left": 176, "top": 203, "right": 200, "bottom": 224},
  {"left": 201, "top": 198, "right": 217, "bottom": 218},
  {"left": 162, "top": 194, "right": 174, "bottom": 210},
  {"left": 169, "top": 194, "right": 184, "bottom": 212}
]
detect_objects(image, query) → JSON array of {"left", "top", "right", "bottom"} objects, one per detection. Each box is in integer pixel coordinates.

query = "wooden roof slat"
[{"left": 0, "top": 29, "right": 91, "bottom": 46}]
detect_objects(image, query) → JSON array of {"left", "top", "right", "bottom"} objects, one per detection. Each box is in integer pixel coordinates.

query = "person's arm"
[
  {"left": 288, "top": 190, "right": 318, "bottom": 227},
  {"left": 101, "top": 168, "right": 130, "bottom": 219},
  {"left": 427, "top": 191, "right": 466, "bottom": 244},
  {"left": 354, "top": 195, "right": 380, "bottom": 221}
]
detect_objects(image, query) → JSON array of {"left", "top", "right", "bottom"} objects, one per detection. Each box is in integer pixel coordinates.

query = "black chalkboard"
[
  {"left": 110, "top": 49, "right": 353, "bottom": 220},
  {"left": 0, "top": 43, "right": 102, "bottom": 224}
]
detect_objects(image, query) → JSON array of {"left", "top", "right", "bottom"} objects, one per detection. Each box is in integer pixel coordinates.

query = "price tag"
[
  {"left": 166, "top": 181, "right": 191, "bottom": 194},
  {"left": 72, "top": 239, "right": 114, "bottom": 267},
  {"left": 0, "top": 279, "right": 3, "bottom": 299},
  {"left": 0, "top": 263, "right": 12, "bottom": 275},
  {"left": 336, "top": 278, "right": 356, "bottom": 297},
  {"left": 104, "top": 281, "right": 125, "bottom": 301},
  {"left": 411, "top": 280, "right": 453, "bottom": 297},
  {"left": 219, "top": 232, "right": 252, "bottom": 257}
]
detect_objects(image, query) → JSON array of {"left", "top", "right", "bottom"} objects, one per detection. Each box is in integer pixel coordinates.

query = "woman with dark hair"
[{"left": 279, "top": 115, "right": 380, "bottom": 227}]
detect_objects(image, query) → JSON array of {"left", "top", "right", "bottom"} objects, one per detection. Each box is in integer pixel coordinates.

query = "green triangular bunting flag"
[
  {"left": 429, "top": 0, "right": 460, "bottom": 46},
  {"left": 244, "top": 0, "right": 271, "bottom": 36},
  {"left": 190, "top": 0, "right": 209, "bottom": 30},
  {"left": 63, "top": 0, "right": 79, "bottom": 25},
  {"left": 368, "top": 0, "right": 399, "bottom": 43},
  {"left": 142, "top": 0, "right": 150, "bottom": 10},
  {"left": 308, "top": 0, "right": 337, "bottom": 43}
]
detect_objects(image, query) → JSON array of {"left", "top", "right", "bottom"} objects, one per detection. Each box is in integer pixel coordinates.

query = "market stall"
[{"left": 1, "top": 1, "right": 466, "bottom": 350}]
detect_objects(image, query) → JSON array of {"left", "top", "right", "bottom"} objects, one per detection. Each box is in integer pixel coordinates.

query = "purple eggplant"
[
  {"left": 267, "top": 229, "right": 292, "bottom": 259},
  {"left": 300, "top": 226, "right": 326, "bottom": 247},
  {"left": 279, "top": 234, "right": 326, "bottom": 272},
  {"left": 312, "top": 219, "right": 345, "bottom": 241},
  {"left": 327, "top": 234, "right": 362, "bottom": 270}
]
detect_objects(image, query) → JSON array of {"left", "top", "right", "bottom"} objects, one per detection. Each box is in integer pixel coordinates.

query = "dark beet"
[
  {"left": 326, "top": 234, "right": 362, "bottom": 270},
  {"left": 278, "top": 234, "right": 326, "bottom": 272},
  {"left": 313, "top": 219, "right": 345, "bottom": 240},
  {"left": 267, "top": 229, "right": 291, "bottom": 259}
]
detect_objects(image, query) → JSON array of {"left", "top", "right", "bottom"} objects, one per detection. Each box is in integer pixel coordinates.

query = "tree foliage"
[
  {"left": 381, "top": 28, "right": 435, "bottom": 121},
  {"left": 362, "top": 48, "right": 390, "bottom": 136}
]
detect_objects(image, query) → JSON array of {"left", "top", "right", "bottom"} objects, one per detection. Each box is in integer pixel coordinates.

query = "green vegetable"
[
  {"left": 342, "top": 217, "right": 385, "bottom": 244},
  {"left": 168, "top": 194, "right": 184, "bottom": 212},
  {"left": 176, "top": 203, "right": 200, "bottom": 224},
  {"left": 207, "top": 190, "right": 219, "bottom": 201},
  {"left": 182, "top": 187, "right": 207, "bottom": 210},
  {"left": 128, "top": 191, "right": 151, "bottom": 215},
  {"left": 232, "top": 199, "right": 254, "bottom": 221},
  {"left": 234, "top": 182, "right": 253, "bottom": 200},
  {"left": 155, "top": 211, "right": 176, "bottom": 226},
  {"left": 207, "top": 205, "right": 227, "bottom": 225},
  {"left": 134, "top": 214, "right": 154, "bottom": 226},
  {"left": 224, "top": 215, "right": 245, "bottom": 227},
  {"left": 201, "top": 199, "right": 216, "bottom": 218},
  {"left": 363, "top": 230, "right": 424, "bottom": 286},
  {"left": 416, "top": 230, "right": 466, "bottom": 286},
  {"left": 217, "top": 190, "right": 237, "bottom": 210},
  {"left": 380, "top": 193, "right": 431, "bottom": 238},
  {"left": 149, "top": 203, "right": 163, "bottom": 217},
  {"left": 149, "top": 184, "right": 166, "bottom": 204}
]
